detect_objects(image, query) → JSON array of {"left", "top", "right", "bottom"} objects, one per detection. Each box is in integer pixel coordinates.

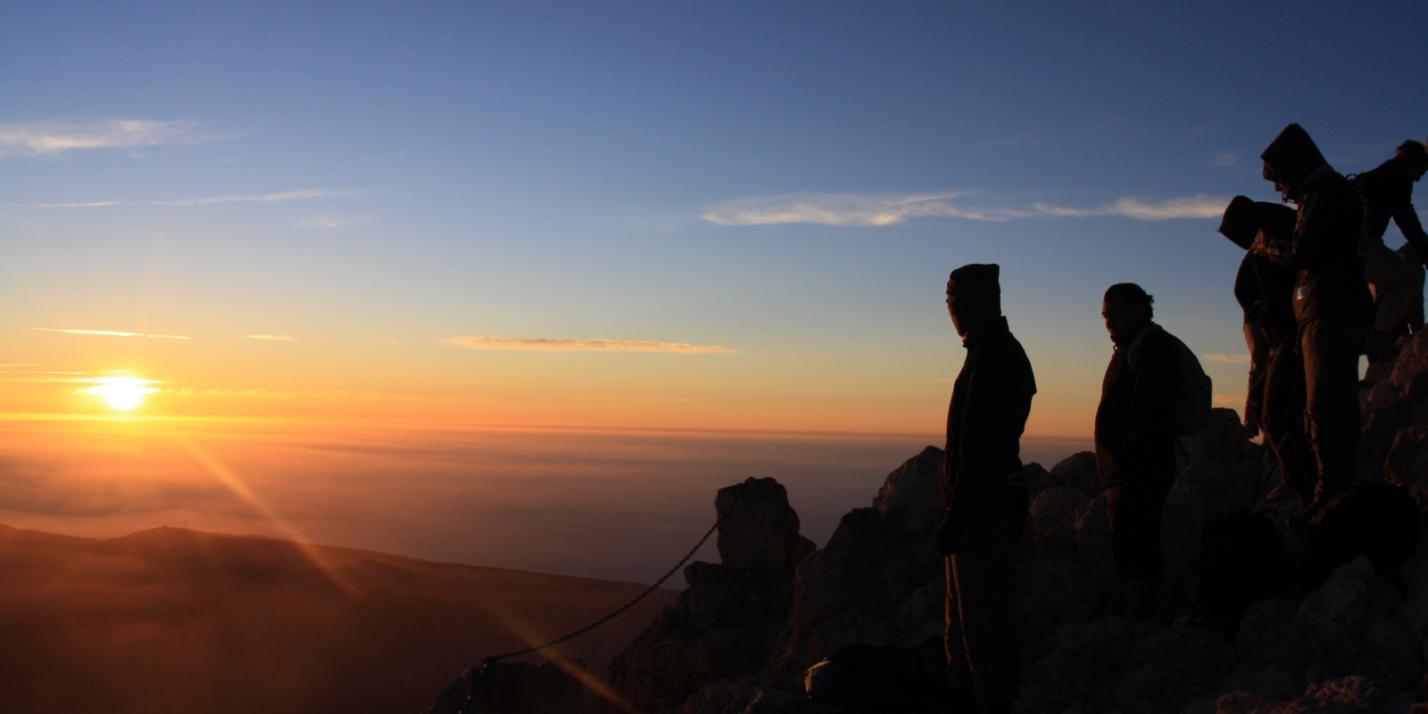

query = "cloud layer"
[
  {"left": 443, "top": 336, "right": 737, "bottom": 354},
  {"left": 701, "top": 191, "right": 1228, "bottom": 227},
  {"left": 246, "top": 334, "right": 294, "bottom": 342},
  {"left": 32, "top": 328, "right": 191, "bottom": 340},
  {"left": 15, "top": 188, "right": 361, "bottom": 209},
  {"left": 0, "top": 119, "right": 228, "bottom": 159},
  {"left": 1201, "top": 353, "right": 1252, "bottom": 364}
]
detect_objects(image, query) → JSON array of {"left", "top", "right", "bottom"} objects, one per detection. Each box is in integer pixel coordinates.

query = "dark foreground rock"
[{"left": 428, "top": 330, "right": 1428, "bottom": 713}]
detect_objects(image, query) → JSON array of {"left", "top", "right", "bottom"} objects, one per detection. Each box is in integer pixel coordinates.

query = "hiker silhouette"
[
  {"left": 1353, "top": 139, "right": 1428, "bottom": 362},
  {"left": 1093, "top": 283, "right": 1193, "bottom": 621},
  {"left": 1218, "top": 196, "right": 1316, "bottom": 503},
  {"left": 1260, "top": 123, "right": 1372, "bottom": 519},
  {"left": 935, "top": 263, "right": 1035, "bottom": 714}
]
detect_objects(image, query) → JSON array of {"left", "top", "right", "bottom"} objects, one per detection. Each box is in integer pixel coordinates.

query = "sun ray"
[{"left": 180, "top": 439, "right": 360, "bottom": 596}]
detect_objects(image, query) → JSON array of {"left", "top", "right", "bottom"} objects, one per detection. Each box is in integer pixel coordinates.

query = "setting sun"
[{"left": 84, "top": 376, "right": 158, "bottom": 411}]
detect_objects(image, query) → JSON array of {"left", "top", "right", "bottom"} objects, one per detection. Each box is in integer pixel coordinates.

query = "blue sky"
[{"left": 2, "top": 1, "right": 1425, "bottom": 436}]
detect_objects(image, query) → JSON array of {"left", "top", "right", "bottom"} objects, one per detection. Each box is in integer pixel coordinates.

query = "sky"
[{"left": 2, "top": 1, "right": 1426, "bottom": 439}]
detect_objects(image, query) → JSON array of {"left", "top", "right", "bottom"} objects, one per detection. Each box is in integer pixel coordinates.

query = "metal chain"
[{"left": 482, "top": 517, "right": 720, "bottom": 664}]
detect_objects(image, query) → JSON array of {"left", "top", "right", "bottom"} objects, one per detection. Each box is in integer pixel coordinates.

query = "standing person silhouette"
[
  {"left": 1094, "top": 283, "right": 1182, "bottom": 621},
  {"left": 1260, "top": 123, "right": 1371, "bottom": 519},
  {"left": 934, "top": 264, "right": 1035, "bottom": 714},
  {"left": 1219, "top": 196, "right": 1316, "bottom": 503},
  {"left": 1355, "top": 139, "right": 1428, "bottom": 362}
]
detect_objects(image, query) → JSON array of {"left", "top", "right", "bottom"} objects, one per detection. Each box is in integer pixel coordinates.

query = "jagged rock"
[
  {"left": 1386, "top": 425, "right": 1428, "bottom": 497},
  {"left": 1177, "top": 408, "right": 1254, "bottom": 469},
  {"left": 1213, "top": 674, "right": 1416, "bottom": 713},
  {"left": 1016, "top": 616, "right": 1135, "bottom": 711},
  {"left": 1023, "top": 462, "right": 1054, "bottom": 501},
  {"left": 1297, "top": 556, "right": 1373, "bottom": 654},
  {"left": 1027, "top": 486, "right": 1088, "bottom": 554},
  {"left": 1050, "top": 451, "right": 1101, "bottom": 498},
  {"left": 425, "top": 661, "right": 585, "bottom": 714},
  {"left": 1363, "top": 615, "right": 1424, "bottom": 687},
  {"left": 716, "top": 478, "right": 816, "bottom": 575},
  {"left": 1016, "top": 548, "right": 1107, "bottom": 649},
  {"left": 1074, "top": 493, "right": 1115, "bottom": 582},
  {"left": 1360, "top": 329, "right": 1428, "bottom": 480},
  {"left": 1162, "top": 454, "right": 1264, "bottom": 604},
  {"left": 872, "top": 446, "right": 944, "bottom": 538},
  {"left": 780, "top": 507, "right": 942, "bottom": 679}
]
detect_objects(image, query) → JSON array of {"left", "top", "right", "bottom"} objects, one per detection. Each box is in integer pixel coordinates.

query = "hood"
[
  {"left": 1218, "top": 195, "right": 1259, "bottom": 249},
  {"left": 1261, "top": 123, "right": 1328, "bottom": 195}
]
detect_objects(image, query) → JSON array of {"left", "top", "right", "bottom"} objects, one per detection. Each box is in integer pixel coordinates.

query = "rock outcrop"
[{"left": 429, "top": 330, "right": 1428, "bottom": 713}]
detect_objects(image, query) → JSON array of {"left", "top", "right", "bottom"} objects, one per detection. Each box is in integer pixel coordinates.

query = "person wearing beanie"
[
  {"left": 934, "top": 263, "right": 1036, "bottom": 714},
  {"left": 1093, "top": 283, "right": 1185, "bottom": 621},
  {"left": 1261, "top": 123, "right": 1372, "bottom": 520},
  {"left": 1353, "top": 139, "right": 1428, "bottom": 361},
  {"left": 1218, "top": 197, "right": 1315, "bottom": 503}
]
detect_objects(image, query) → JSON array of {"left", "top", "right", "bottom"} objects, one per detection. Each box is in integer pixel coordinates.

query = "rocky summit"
[{"left": 429, "top": 329, "right": 1428, "bottom": 714}]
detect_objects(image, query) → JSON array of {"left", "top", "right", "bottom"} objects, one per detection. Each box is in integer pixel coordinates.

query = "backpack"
[{"left": 1126, "top": 324, "right": 1212, "bottom": 436}]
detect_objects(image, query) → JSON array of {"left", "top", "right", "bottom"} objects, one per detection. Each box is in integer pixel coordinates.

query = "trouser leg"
[
  {"left": 1243, "top": 323, "right": 1269, "bottom": 435},
  {"left": 948, "top": 514, "right": 1024, "bottom": 714},
  {"left": 1262, "top": 338, "right": 1315, "bottom": 503},
  {"left": 1299, "top": 320, "right": 1365, "bottom": 504},
  {"left": 1105, "top": 476, "right": 1172, "bottom": 619},
  {"left": 1365, "top": 242, "right": 1420, "bottom": 336}
]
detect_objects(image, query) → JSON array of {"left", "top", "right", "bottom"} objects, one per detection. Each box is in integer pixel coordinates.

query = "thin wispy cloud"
[
  {"left": 12, "top": 188, "right": 362, "bottom": 209},
  {"left": 246, "top": 334, "right": 294, "bottom": 342},
  {"left": 700, "top": 192, "right": 981, "bottom": 227},
  {"left": 294, "top": 215, "right": 369, "bottom": 230},
  {"left": 701, "top": 191, "right": 1228, "bottom": 227},
  {"left": 0, "top": 119, "right": 233, "bottom": 159},
  {"left": 1211, "top": 151, "right": 1238, "bottom": 168},
  {"left": 443, "top": 336, "right": 738, "bottom": 355},
  {"left": 1201, "top": 353, "right": 1251, "bottom": 364},
  {"left": 32, "top": 328, "right": 191, "bottom": 340}
]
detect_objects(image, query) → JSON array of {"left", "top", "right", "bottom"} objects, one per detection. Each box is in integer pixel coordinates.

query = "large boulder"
[
  {"left": 872, "top": 446, "right": 944, "bottom": 539},
  {"left": 716, "top": 478, "right": 816, "bottom": 575}
]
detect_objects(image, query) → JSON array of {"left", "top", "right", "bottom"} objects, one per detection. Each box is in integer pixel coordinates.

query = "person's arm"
[{"left": 1391, "top": 199, "right": 1428, "bottom": 267}]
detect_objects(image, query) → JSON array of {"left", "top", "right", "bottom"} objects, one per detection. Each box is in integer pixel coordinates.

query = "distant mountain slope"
[{"left": 0, "top": 524, "right": 676, "bottom": 714}]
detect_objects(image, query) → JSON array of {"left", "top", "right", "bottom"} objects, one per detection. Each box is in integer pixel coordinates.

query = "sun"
[{"left": 85, "top": 376, "right": 158, "bottom": 411}]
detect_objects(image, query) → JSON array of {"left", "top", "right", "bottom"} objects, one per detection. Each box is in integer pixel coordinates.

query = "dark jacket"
[
  {"left": 1095, "top": 322, "right": 1180, "bottom": 489},
  {"left": 942, "top": 317, "right": 1036, "bottom": 519},
  {"left": 1261, "top": 124, "right": 1372, "bottom": 326},
  {"left": 1355, "top": 159, "right": 1428, "bottom": 263}
]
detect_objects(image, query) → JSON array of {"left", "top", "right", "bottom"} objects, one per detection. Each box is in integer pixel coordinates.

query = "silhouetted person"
[
  {"left": 1355, "top": 139, "right": 1428, "bottom": 361},
  {"left": 1094, "top": 283, "right": 1180, "bottom": 621},
  {"left": 934, "top": 263, "right": 1035, "bottom": 714},
  {"left": 1260, "top": 123, "right": 1371, "bottom": 517},
  {"left": 1219, "top": 196, "right": 1316, "bottom": 503}
]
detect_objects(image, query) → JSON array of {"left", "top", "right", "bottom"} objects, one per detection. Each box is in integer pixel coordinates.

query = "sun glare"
[{"left": 85, "top": 376, "right": 158, "bottom": 411}]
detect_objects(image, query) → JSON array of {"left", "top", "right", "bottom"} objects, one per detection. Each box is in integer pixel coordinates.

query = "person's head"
[
  {"left": 1220, "top": 196, "right": 1297, "bottom": 251},
  {"left": 1218, "top": 195, "right": 1260, "bottom": 250},
  {"left": 946, "top": 263, "right": 1002, "bottom": 337},
  {"left": 1393, "top": 140, "right": 1428, "bottom": 182},
  {"left": 1261, "top": 123, "right": 1328, "bottom": 199},
  {"left": 1102, "top": 283, "right": 1153, "bottom": 343}
]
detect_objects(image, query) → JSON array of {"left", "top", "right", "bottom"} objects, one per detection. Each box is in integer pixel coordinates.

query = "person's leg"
[
  {"left": 1243, "top": 323, "right": 1269, "bottom": 436},
  {"left": 1365, "top": 243, "right": 1418, "bottom": 358},
  {"left": 1263, "top": 339, "right": 1315, "bottom": 503},
  {"left": 1300, "top": 320, "right": 1364, "bottom": 508},
  {"left": 951, "top": 514, "right": 1025, "bottom": 714}
]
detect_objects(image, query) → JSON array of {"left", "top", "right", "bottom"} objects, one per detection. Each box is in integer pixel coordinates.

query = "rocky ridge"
[{"left": 430, "top": 329, "right": 1428, "bottom": 714}]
